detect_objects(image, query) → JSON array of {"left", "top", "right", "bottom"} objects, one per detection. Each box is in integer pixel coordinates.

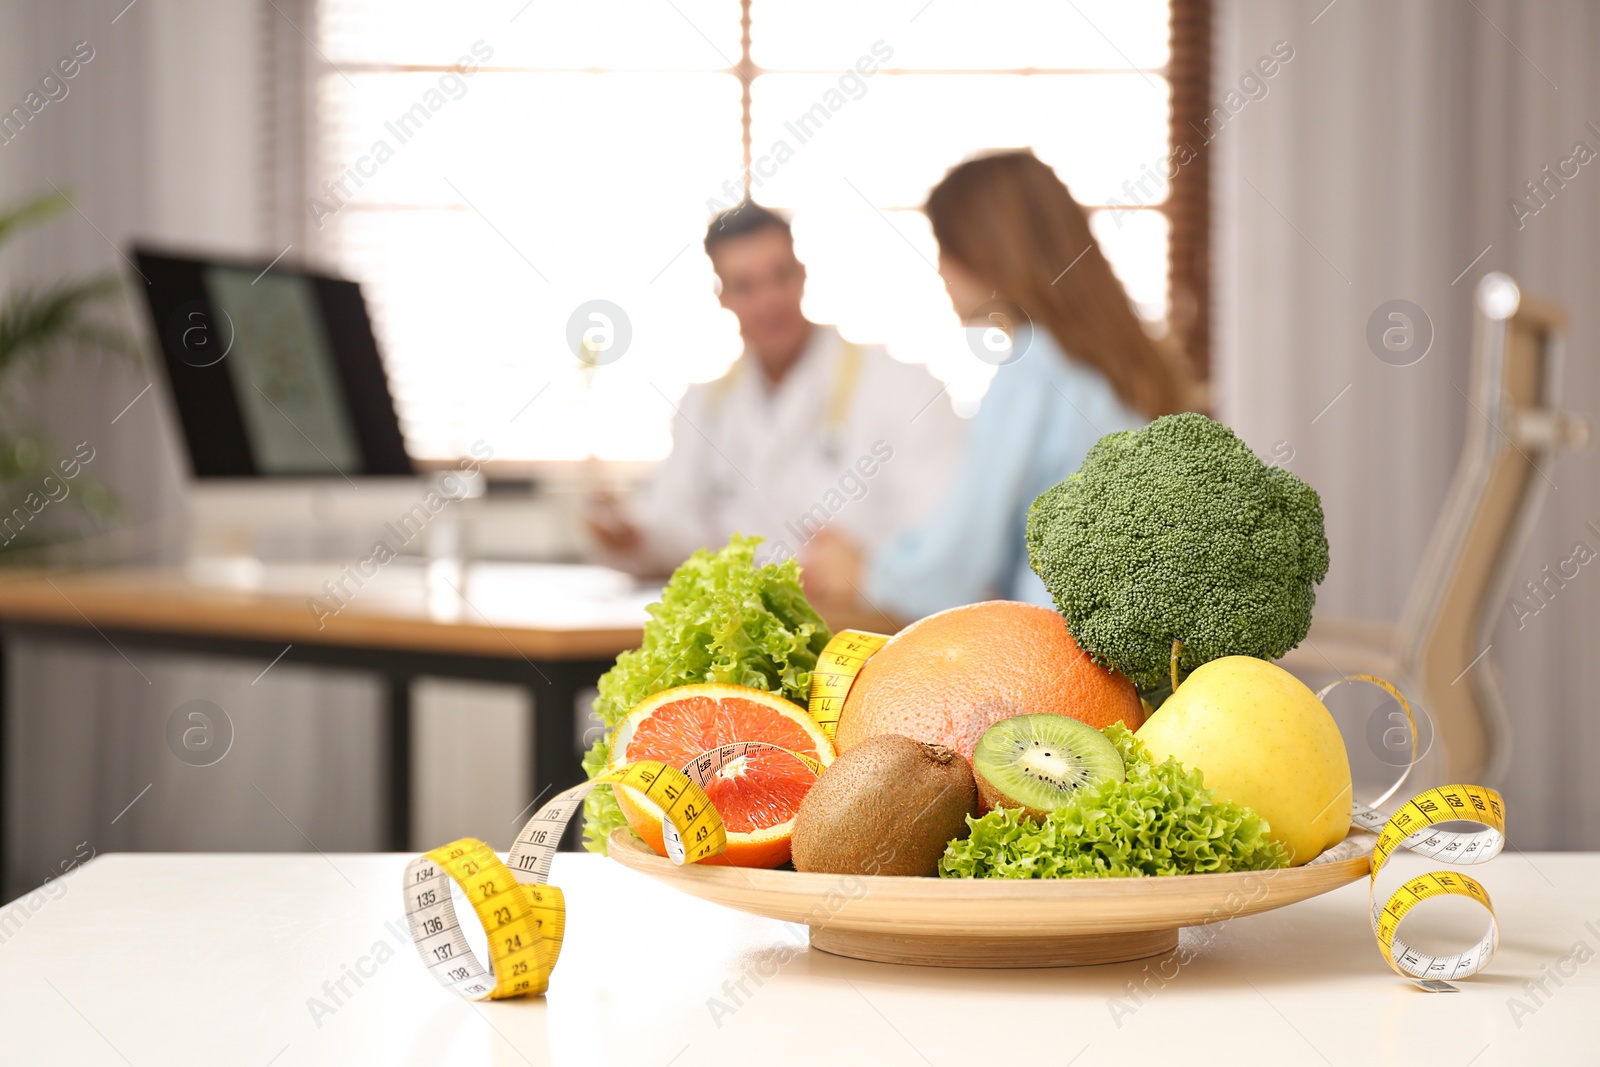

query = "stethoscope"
[{"left": 704, "top": 338, "right": 865, "bottom": 497}]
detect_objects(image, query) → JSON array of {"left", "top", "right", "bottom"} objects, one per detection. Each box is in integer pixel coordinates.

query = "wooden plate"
[{"left": 607, "top": 827, "right": 1372, "bottom": 968}]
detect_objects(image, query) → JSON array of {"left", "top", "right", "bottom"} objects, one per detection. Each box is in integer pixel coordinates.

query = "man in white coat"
[{"left": 587, "top": 202, "right": 962, "bottom": 584}]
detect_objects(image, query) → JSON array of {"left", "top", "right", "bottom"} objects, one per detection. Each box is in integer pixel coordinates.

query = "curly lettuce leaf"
[
  {"left": 582, "top": 535, "right": 832, "bottom": 853},
  {"left": 938, "top": 725, "right": 1289, "bottom": 878}
]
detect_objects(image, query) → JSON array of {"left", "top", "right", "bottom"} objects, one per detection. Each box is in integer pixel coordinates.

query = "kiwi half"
[{"left": 972, "top": 714, "right": 1125, "bottom": 820}]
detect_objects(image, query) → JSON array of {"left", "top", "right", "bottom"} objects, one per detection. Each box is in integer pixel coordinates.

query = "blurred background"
[{"left": 0, "top": 0, "right": 1596, "bottom": 901}]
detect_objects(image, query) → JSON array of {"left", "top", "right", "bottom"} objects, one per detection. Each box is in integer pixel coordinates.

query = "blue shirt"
[{"left": 866, "top": 329, "right": 1146, "bottom": 620}]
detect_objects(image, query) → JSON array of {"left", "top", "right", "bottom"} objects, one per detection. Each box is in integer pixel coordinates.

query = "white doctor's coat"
[{"left": 629, "top": 325, "right": 963, "bottom": 575}]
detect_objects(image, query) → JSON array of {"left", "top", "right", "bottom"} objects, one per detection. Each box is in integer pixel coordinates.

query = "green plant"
[
  {"left": 0, "top": 191, "right": 133, "bottom": 554},
  {"left": 1025, "top": 412, "right": 1329, "bottom": 690}
]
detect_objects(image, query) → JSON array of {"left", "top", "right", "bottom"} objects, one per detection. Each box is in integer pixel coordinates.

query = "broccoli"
[{"left": 1025, "top": 412, "right": 1329, "bottom": 690}]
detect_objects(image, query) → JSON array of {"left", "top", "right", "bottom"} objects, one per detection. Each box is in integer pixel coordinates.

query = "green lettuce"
[
  {"left": 938, "top": 725, "right": 1289, "bottom": 878},
  {"left": 581, "top": 535, "right": 832, "bottom": 853}
]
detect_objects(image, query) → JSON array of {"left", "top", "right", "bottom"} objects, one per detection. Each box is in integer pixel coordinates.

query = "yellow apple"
[{"left": 1136, "top": 656, "right": 1352, "bottom": 866}]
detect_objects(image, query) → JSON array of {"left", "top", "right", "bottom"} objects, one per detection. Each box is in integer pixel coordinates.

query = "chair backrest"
[{"left": 1396, "top": 274, "right": 1583, "bottom": 782}]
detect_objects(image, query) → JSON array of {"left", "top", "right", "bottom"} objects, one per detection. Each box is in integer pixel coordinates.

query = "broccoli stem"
[{"left": 1170, "top": 638, "right": 1184, "bottom": 694}]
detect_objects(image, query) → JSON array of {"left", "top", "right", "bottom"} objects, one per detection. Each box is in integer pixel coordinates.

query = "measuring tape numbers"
[
  {"left": 1323, "top": 675, "right": 1508, "bottom": 990},
  {"left": 807, "top": 628, "right": 889, "bottom": 742},
  {"left": 403, "top": 742, "right": 822, "bottom": 1001},
  {"left": 661, "top": 741, "right": 823, "bottom": 861},
  {"left": 1354, "top": 784, "right": 1505, "bottom": 990},
  {"left": 403, "top": 760, "right": 722, "bottom": 1001},
  {"left": 402, "top": 839, "right": 563, "bottom": 1000}
]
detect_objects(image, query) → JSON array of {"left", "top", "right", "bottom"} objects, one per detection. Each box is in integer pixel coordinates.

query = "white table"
[{"left": 1, "top": 852, "right": 1594, "bottom": 1065}]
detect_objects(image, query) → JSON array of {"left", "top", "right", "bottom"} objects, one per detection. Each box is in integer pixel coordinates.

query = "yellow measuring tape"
[
  {"left": 810, "top": 633, "right": 1510, "bottom": 991},
  {"left": 403, "top": 742, "right": 821, "bottom": 1000},
  {"left": 1355, "top": 783, "right": 1504, "bottom": 989},
  {"left": 1315, "top": 675, "right": 1506, "bottom": 989},
  {"left": 406, "top": 632, "right": 1506, "bottom": 997},
  {"left": 807, "top": 628, "right": 889, "bottom": 742},
  {"left": 403, "top": 759, "right": 724, "bottom": 1000}
]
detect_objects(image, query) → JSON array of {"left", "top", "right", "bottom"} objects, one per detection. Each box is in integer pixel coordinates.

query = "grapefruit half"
[{"left": 607, "top": 684, "right": 834, "bottom": 868}]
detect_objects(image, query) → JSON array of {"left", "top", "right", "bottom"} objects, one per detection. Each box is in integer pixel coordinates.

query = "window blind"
[{"left": 311, "top": 0, "right": 1187, "bottom": 462}]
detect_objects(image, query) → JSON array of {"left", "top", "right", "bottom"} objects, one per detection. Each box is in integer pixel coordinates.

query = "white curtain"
[{"left": 1216, "top": 0, "right": 1600, "bottom": 848}]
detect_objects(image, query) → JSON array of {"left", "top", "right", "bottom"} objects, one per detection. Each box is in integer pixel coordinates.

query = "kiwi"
[
  {"left": 972, "top": 714, "right": 1124, "bottom": 820},
  {"left": 791, "top": 734, "right": 978, "bottom": 877}
]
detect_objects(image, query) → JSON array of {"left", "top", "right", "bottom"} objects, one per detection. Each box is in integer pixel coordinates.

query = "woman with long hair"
[{"left": 802, "top": 149, "right": 1194, "bottom": 620}]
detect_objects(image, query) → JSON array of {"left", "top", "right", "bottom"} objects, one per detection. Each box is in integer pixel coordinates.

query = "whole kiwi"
[{"left": 791, "top": 733, "right": 978, "bottom": 877}]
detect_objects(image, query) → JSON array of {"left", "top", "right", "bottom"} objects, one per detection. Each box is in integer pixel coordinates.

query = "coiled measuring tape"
[
  {"left": 403, "top": 759, "right": 721, "bottom": 1000},
  {"left": 1322, "top": 675, "right": 1506, "bottom": 991},
  {"left": 1351, "top": 783, "right": 1504, "bottom": 990},
  {"left": 812, "top": 634, "right": 1510, "bottom": 991},
  {"left": 403, "top": 742, "right": 820, "bottom": 1000}
]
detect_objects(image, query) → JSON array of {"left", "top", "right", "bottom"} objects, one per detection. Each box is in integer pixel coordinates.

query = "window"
[{"left": 313, "top": 0, "right": 1183, "bottom": 464}]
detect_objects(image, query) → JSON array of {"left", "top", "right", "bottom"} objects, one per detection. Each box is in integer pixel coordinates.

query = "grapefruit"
[
  {"left": 834, "top": 601, "right": 1143, "bottom": 762},
  {"left": 607, "top": 684, "right": 834, "bottom": 868}
]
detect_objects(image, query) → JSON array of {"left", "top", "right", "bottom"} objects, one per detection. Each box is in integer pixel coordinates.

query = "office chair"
[{"left": 1279, "top": 273, "right": 1588, "bottom": 784}]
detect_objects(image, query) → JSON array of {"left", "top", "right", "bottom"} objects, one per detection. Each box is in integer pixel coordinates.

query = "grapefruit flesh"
[
  {"left": 835, "top": 601, "right": 1143, "bottom": 761},
  {"left": 608, "top": 683, "right": 834, "bottom": 868}
]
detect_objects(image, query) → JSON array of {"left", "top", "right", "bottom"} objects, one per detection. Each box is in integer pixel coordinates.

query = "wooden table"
[
  {"left": 2, "top": 850, "right": 1592, "bottom": 1065},
  {"left": 0, "top": 562, "right": 652, "bottom": 860},
  {"left": 0, "top": 562, "right": 901, "bottom": 871}
]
